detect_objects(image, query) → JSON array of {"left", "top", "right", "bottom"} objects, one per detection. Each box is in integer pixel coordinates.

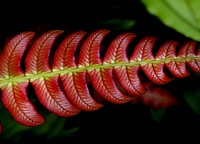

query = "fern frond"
[{"left": 0, "top": 29, "right": 199, "bottom": 130}]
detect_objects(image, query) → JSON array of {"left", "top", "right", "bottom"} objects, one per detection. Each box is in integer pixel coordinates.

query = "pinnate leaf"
[{"left": 0, "top": 28, "right": 199, "bottom": 133}]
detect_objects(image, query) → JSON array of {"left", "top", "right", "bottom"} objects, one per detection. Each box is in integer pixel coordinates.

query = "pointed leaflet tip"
[
  {"left": 0, "top": 32, "right": 35, "bottom": 79},
  {"left": 53, "top": 31, "right": 87, "bottom": 70},
  {"left": 61, "top": 72, "right": 103, "bottom": 111},
  {"left": 1, "top": 82, "right": 45, "bottom": 126},
  {"left": 25, "top": 30, "right": 64, "bottom": 74},
  {"left": 31, "top": 76, "right": 81, "bottom": 116},
  {"left": 79, "top": 29, "right": 110, "bottom": 65},
  {"left": 130, "top": 36, "right": 155, "bottom": 61}
]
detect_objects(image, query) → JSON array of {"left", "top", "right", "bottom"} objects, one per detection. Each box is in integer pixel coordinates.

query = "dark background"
[
  {"left": 0, "top": 0, "right": 189, "bottom": 39},
  {"left": 0, "top": 0, "right": 200, "bottom": 143}
]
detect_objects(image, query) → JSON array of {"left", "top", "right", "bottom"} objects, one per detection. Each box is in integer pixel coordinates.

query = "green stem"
[{"left": 0, "top": 56, "right": 199, "bottom": 87}]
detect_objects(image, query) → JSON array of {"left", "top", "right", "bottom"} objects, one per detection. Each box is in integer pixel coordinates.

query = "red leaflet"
[
  {"left": 26, "top": 30, "right": 63, "bottom": 74},
  {"left": 78, "top": 30, "right": 109, "bottom": 65},
  {"left": 0, "top": 32, "right": 34, "bottom": 78},
  {"left": 79, "top": 30, "right": 132, "bottom": 104},
  {"left": 104, "top": 32, "right": 145, "bottom": 96},
  {"left": 0, "top": 32, "right": 44, "bottom": 126},
  {"left": 141, "top": 82, "right": 177, "bottom": 109},
  {"left": 53, "top": 31, "right": 103, "bottom": 111},
  {"left": 53, "top": 31, "right": 87, "bottom": 69},
  {"left": 161, "top": 40, "right": 190, "bottom": 78},
  {"left": 25, "top": 30, "right": 80, "bottom": 116},
  {"left": 178, "top": 41, "right": 198, "bottom": 73},
  {"left": 1, "top": 82, "right": 45, "bottom": 126},
  {"left": 130, "top": 81, "right": 177, "bottom": 109},
  {"left": 131, "top": 37, "right": 172, "bottom": 84}
]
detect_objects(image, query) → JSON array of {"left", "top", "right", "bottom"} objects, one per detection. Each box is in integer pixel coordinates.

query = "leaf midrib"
[{"left": 0, "top": 56, "right": 199, "bottom": 87}]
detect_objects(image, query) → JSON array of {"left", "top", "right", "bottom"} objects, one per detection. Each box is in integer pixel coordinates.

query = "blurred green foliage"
[
  {"left": 141, "top": 0, "right": 200, "bottom": 41},
  {"left": 184, "top": 87, "right": 200, "bottom": 115},
  {"left": 0, "top": 101, "right": 79, "bottom": 142}
]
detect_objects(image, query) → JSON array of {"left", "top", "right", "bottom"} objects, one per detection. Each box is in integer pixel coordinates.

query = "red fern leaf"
[
  {"left": 0, "top": 28, "right": 200, "bottom": 130},
  {"left": 0, "top": 32, "right": 44, "bottom": 126}
]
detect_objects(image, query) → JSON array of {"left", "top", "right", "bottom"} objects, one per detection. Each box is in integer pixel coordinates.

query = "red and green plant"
[{"left": 0, "top": 28, "right": 199, "bottom": 135}]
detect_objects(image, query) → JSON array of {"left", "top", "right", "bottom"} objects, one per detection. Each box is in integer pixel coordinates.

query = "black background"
[
  {"left": 0, "top": 0, "right": 200, "bottom": 143},
  {"left": 0, "top": 0, "right": 189, "bottom": 39}
]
